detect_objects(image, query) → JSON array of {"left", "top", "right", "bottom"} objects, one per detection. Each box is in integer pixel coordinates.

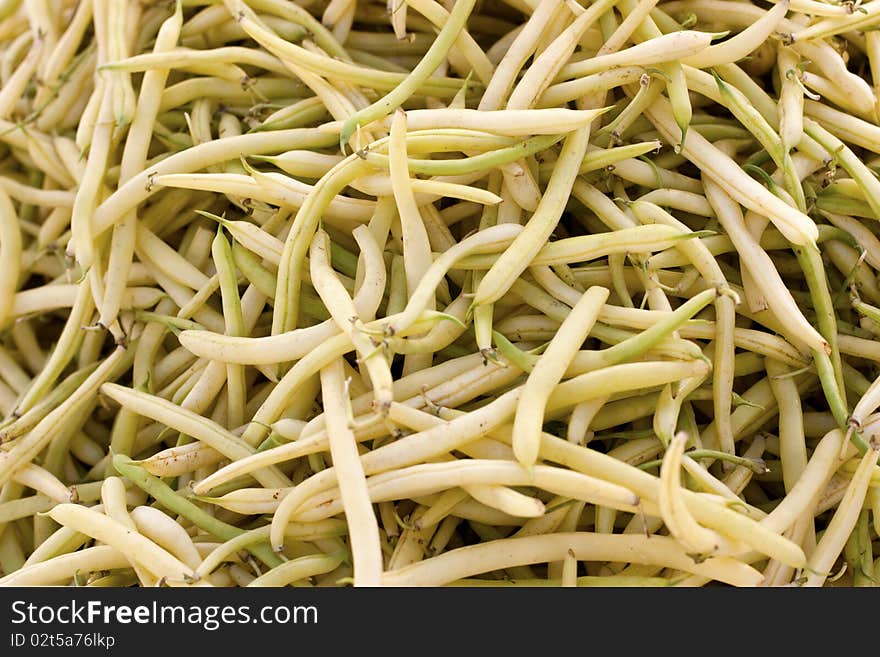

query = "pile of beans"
[{"left": 0, "top": 0, "right": 878, "bottom": 587}]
